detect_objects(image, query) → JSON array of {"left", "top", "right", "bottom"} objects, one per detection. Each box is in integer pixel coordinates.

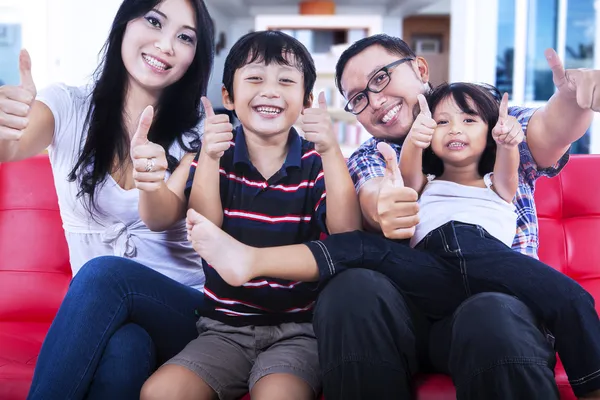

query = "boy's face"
[
  {"left": 223, "top": 54, "right": 307, "bottom": 139},
  {"left": 339, "top": 45, "right": 430, "bottom": 142}
]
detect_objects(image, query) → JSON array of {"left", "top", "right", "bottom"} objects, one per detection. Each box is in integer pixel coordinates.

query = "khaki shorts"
[{"left": 165, "top": 317, "right": 320, "bottom": 399}]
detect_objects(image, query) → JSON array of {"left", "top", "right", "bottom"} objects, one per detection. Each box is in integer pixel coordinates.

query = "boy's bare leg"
[
  {"left": 186, "top": 209, "right": 319, "bottom": 286},
  {"left": 580, "top": 390, "right": 600, "bottom": 399},
  {"left": 251, "top": 374, "right": 314, "bottom": 400},
  {"left": 140, "top": 364, "right": 216, "bottom": 400}
]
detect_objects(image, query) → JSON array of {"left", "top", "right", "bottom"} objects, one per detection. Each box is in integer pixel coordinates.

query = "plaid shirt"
[{"left": 347, "top": 106, "right": 570, "bottom": 259}]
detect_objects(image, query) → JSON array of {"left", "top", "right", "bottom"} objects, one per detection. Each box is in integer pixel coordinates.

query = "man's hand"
[
  {"left": 130, "top": 106, "right": 168, "bottom": 192},
  {"left": 407, "top": 94, "right": 436, "bottom": 149},
  {"left": 300, "top": 91, "right": 337, "bottom": 155},
  {"left": 546, "top": 48, "right": 600, "bottom": 112},
  {"left": 375, "top": 142, "right": 419, "bottom": 239},
  {"left": 201, "top": 97, "right": 233, "bottom": 160},
  {"left": 492, "top": 93, "right": 524, "bottom": 149}
]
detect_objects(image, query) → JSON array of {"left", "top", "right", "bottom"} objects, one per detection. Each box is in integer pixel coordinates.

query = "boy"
[{"left": 140, "top": 30, "right": 361, "bottom": 400}]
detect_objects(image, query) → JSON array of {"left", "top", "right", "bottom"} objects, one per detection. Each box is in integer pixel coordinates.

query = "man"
[{"left": 313, "top": 34, "right": 600, "bottom": 400}]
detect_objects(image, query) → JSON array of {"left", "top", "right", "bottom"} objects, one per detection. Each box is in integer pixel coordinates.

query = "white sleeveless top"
[
  {"left": 37, "top": 84, "right": 205, "bottom": 291},
  {"left": 411, "top": 173, "right": 517, "bottom": 248}
]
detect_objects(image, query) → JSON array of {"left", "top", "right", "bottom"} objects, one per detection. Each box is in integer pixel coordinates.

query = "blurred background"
[{"left": 0, "top": 0, "right": 598, "bottom": 156}]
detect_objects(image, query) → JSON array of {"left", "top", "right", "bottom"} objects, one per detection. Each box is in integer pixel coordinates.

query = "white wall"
[
  {"left": 50, "top": 0, "right": 122, "bottom": 86},
  {"left": 449, "top": 0, "right": 498, "bottom": 84},
  {"left": 382, "top": 17, "right": 402, "bottom": 37},
  {"left": 203, "top": 12, "right": 254, "bottom": 108},
  {"left": 205, "top": 2, "right": 228, "bottom": 107}
]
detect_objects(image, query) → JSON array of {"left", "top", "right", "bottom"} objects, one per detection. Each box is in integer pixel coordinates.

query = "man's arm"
[{"left": 526, "top": 49, "right": 599, "bottom": 168}]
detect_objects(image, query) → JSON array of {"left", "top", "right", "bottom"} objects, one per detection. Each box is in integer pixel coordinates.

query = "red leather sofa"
[{"left": 2, "top": 154, "right": 599, "bottom": 400}]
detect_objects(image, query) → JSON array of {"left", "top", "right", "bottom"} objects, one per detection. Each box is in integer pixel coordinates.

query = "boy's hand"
[
  {"left": 130, "top": 106, "right": 168, "bottom": 192},
  {"left": 201, "top": 97, "right": 233, "bottom": 160},
  {"left": 375, "top": 142, "right": 419, "bottom": 239},
  {"left": 492, "top": 93, "right": 524, "bottom": 148},
  {"left": 300, "top": 91, "right": 337, "bottom": 155},
  {"left": 0, "top": 49, "right": 37, "bottom": 141},
  {"left": 408, "top": 94, "right": 436, "bottom": 149}
]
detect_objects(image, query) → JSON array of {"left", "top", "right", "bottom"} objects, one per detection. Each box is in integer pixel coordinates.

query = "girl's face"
[
  {"left": 430, "top": 95, "right": 489, "bottom": 169},
  {"left": 121, "top": 0, "right": 197, "bottom": 95}
]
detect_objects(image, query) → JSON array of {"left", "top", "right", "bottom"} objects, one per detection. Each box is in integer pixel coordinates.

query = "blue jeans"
[
  {"left": 27, "top": 256, "right": 204, "bottom": 400},
  {"left": 308, "top": 222, "right": 600, "bottom": 397}
]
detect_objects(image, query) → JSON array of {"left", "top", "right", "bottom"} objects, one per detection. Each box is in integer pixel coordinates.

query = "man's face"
[{"left": 340, "top": 45, "right": 430, "bottom": 141}]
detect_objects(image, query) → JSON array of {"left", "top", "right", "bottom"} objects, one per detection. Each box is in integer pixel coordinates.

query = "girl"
[
  {"left": 183, "top": 83, "right": 600, "bottom": 399},
  {"left": 0, "top": 0, "right": 213, "bottom": 398}
]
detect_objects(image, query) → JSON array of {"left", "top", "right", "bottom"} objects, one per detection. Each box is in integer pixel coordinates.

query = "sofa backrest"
[
  {"left": 0, "top": 154, "right": 598, "bottom": 322},
  {"left": 535, "top": 155, "right": 600, "bottom": 315},
  {"left": 0, "top": 155, "right": 71, "bottom": 323}
]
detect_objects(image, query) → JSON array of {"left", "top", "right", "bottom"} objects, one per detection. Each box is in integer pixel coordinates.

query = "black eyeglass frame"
[{"left": 344, "top": 57, "right": 415, "bottom": 115}]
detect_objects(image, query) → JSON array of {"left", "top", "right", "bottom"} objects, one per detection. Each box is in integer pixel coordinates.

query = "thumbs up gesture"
[
  {"left": 492, "top": 93, "right": 523, "bottom": 148},
  {"left": 374, "top": 141, "right": 419, "bottom": 240},
  {"left": 300, "top": 91, "right": 336, "bottom": 155},
  {"left": 201, "top": 97, "right": 233, "bottom": 160},
  {"left": 0, "top": 49, "right": 37, "bottom": 141},
  {"left": 130, "top": 106, "right": 168, "bottom": 192},
  {"left": 545, "top": 48, "right": 600, "bottom": 112},
  {"left": 407, "top": 94, "right": 436, "bottom": 149}
]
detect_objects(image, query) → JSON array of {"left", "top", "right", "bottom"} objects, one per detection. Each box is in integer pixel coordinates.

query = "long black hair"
[
  {"left": 68, "top": 0, "right": 214, "bottom": 214},
  {"left": 422, "top": 82, "right": 501, "bottom": 177}
]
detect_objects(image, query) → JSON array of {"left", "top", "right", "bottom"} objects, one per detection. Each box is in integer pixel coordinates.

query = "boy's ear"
[
  {"left": 303, "top": 92, "right": 314, "bottom": 109},
  {"left": 221, "top": 85, "right": 235, "bottom": 111}
]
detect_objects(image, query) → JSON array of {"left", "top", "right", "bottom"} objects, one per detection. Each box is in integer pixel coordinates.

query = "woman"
[{"left": 0, "top": 0, "right": 213, "bottom": 398}]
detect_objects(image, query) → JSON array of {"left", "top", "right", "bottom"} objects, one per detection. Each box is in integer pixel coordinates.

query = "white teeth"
[
  {"left": 382, "top": 104, "right": 401, "bottom": 123},
  {"left": 255, "top": 106, "right": 282, "bottom": 115},
  {"left": 143, "top": 54, "right": 168, "bottom": 70},
  {"left": 448, "top": 141, "right": 465, "bottom": 149}
]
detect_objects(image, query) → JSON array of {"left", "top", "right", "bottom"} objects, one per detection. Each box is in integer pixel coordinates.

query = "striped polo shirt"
[{"left": 185, "top": 125, "right": 327, "bottom": 326}]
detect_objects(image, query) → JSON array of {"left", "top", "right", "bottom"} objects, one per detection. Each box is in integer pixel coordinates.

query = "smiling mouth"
[
  {"left": 447, "top": 141, "right": 467, "bottom": 149},
  {"left": 253, "top": 106, "right": 283, "bottom": 116},
  {"left": 381, "top": 103, "right": 401, "bottom": 124},
  {"left": 142, "top": 54, "right": 172, "bottom": 71}
]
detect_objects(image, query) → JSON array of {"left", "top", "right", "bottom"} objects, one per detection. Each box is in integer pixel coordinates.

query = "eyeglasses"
[{"left": 344, "top": 57, "right": 415, "bottom": 115}]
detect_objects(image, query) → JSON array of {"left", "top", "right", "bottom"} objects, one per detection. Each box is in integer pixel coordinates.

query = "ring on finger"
[{"left": 145, "top": 158, "right": 156, "bottom": 172}]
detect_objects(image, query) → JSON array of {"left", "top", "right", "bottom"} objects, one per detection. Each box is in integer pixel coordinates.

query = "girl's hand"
[
  {"left": 492, "top": 93, "right": 524, "bottom": 148},
  {"left": 408, "top": 94, "right": 437, "bottom": 149},
  {"left": 0, "top": 50, "right": 36, "bottom": 141}
]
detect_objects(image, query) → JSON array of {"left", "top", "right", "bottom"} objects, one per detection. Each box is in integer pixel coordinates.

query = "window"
[
  {"left": 496, "top": 0, "right": 598, "bottom": 154},
  {"left": 0, "top": 23, "right": 21, "bottom": 86},
  {"left": 495, "top": 0, "right": 516, "bottom": 98},
  {"left": 524, "top": 0, "right": 558, "bottom": 102},
  {"left": 413, "top": 35, "right": 442, "bottom": 54},
  {"left": 565, "top": 0, "right": 596, "bottom": 154},
  {"left": 565, "top": 0, "right": 595, "bottom": 69}
]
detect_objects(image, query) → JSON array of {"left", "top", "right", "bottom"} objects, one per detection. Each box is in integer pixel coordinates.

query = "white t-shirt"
[
  {"left": 411, "top": 173, "right": 517, "bottom": 248},
  {"left": 37, "top": 83, "right": 205, "bottom": 291}
]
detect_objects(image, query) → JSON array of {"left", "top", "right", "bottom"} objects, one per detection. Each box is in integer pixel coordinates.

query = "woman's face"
[{"left": 121, "top": 0, "right": 198, "bottom": 94}]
